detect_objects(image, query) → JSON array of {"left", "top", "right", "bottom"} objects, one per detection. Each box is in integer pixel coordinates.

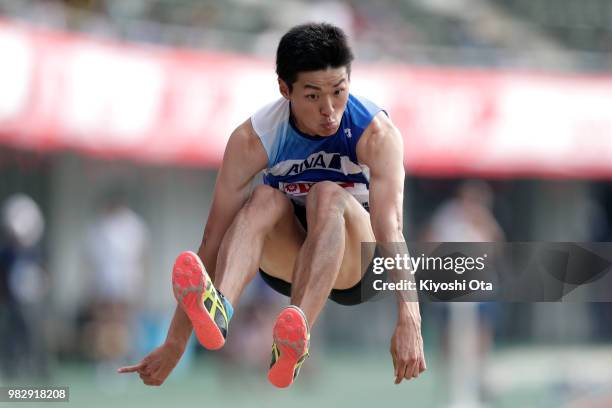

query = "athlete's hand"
[
  {"left": 390, "top": 319, "right": 426, "bottom": 384},
  {"left": 117, "top": 342, "right": 184, "bottom": 386}
]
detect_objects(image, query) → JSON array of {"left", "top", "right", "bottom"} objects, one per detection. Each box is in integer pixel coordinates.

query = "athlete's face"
[{"left": 279, "top": 67, "right": 350, "bottom": 137}]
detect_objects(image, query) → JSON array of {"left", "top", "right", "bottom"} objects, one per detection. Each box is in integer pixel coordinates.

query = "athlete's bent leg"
[
  {"left": 173, "top": 185, "right": 302, "bottom": 350},
  {"left": 268, "top": 181, "right": 375, "bottom": 387},
  {"left": 290, "top": 181, "right": 350, "bottom": 325},
  {"left": 214, "top": 184, "right": 300, "bottom": 305},
  {"left": 293, "top": 181, "right": 375, "bottom": 323}
]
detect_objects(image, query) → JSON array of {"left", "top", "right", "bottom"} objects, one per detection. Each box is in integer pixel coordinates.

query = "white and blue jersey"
[{"left": 251, "top": 94, "right": 384, "bottom": 210}]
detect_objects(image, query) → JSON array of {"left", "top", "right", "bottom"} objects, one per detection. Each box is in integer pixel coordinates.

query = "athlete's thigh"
[
  {"left": 259, "top": 187, "right": 374, "bottom": 288},
  {"left": 259, "top": 200, "right": 306, "bottom": 283},
  {"left": 335, "top": 194, "right": 376, "bottom": 289}
]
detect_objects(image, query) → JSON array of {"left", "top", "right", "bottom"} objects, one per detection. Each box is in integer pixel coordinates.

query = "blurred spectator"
[
  {"left": 422, "top": 180, "right": 505, "bottom": 405},
  {"left": 82, "top": 190, "right": 149, "bottom": 388},
  {"left": 424, "top": 180, "right": 505, "bottom": 242},
  {"left": 0, "top": 193, "right": 49, "bottom": 380}
]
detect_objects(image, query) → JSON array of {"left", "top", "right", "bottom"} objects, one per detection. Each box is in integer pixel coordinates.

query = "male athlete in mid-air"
[{"left": 118, "top": 22, "right": 426, "bottom": 388}]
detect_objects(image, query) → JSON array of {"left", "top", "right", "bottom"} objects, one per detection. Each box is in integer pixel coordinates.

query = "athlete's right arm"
[{"left": 118, "top": 118, "right": 268, "bottom": 385}]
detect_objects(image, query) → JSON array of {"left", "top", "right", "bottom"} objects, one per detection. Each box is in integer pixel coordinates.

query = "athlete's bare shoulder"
[
  {"left": 228, "top": 118, "right": 266, "bottom": 158},
  {"left": 356, "top": 111, "right": 403, "bottom": 165},
  {"left": 218, "top": 118, "right": 268, "bottom": 186},
  {"left": 225, "top": 118, "right": 268, "bottom": 166}
]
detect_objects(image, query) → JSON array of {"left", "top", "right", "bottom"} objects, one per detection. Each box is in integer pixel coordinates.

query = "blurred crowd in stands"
[{"left": 0, "top": 0, "right": 610, "bottom": 71}]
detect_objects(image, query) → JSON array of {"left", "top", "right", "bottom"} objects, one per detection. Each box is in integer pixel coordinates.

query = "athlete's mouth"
[{"left": 321, "top": 122, "right": 337, "bottom": 131}]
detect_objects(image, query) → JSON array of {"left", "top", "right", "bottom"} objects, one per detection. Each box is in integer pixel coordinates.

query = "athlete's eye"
[
  {"left": 334, "top": 88, "right": 345, "bottom": 96},
  {"left": 305, "top": 94, "right": 318, "bottom": 100}
]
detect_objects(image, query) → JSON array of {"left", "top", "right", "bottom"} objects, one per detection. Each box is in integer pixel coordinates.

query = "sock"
[{"left": 216, "top": 289, "right": 234, "bottom": 321}]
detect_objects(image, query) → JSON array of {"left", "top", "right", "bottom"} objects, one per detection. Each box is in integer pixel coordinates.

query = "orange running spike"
[
  {"left": 171, "top": 251, "right": 226, "bottom": 350},
  {"left": 268, "top": 306, "right": 310, "bottom": 388}
]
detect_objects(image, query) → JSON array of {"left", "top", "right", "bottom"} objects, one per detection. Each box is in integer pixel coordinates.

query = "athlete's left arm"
[{"left": 357, "top": 112, "right": 426, "bottom": 383}]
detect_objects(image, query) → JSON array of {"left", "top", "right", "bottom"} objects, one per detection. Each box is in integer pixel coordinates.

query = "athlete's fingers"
[
  {"left": 393, "top": 358, "right": 403, "bottom": 382},
  {"left": 395, "top": 372, "right": 404, "bottom": 384},
  {"left": 419, "top": 357, "right": 427, "bottom": 373},
  {"left": 395, "top": 360, "right": 407, "bottom": 384},
  {"left": 141, "top": 371, "right": 162, "bottom": 386},
  {"left": 140, "top": 362, "right": 155, "bottom": 375},
  {"left": 408, "top": 352, "right": 419, "bottom": 379},
  {"left": 390, "top": 348, "right": 398, "bottom": 376},
  {"left": 139, "top": 372, "right": 154, "bottom": 382},
  {"left": 408, "top": 357, "right": 420, "bottom": 379},
  {"left": 399, "top": 352, "right": 418, "bottom": 381},
  {"left": 400, "top": 361, "right": 412, "bottom": 381},
  {"left": 142, "top": 377, "right": 161, "bottom": 386},
  {"left": 117, "top": 362, "right": 145, "bottom": 373}
]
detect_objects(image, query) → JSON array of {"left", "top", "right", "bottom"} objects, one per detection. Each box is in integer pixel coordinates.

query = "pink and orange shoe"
[
  {"left": 171, "top": 251, "right": 229, "bottom": 350},
  {"left": 268, "top": 305, "right": 310, "bottom": 388}
]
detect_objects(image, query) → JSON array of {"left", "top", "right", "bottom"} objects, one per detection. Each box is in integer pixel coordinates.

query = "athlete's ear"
[{"left": 278, "top": 78, "right": 290, "bottom": 99}]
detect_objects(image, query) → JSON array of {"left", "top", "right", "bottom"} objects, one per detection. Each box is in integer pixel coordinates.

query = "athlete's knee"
[
  {"left": 249, "top": 184, "right": 283, "bottom": 205},
  {"left": 308, "top": 181, "right": 348, "bottom": 209},
  {"left": 307, "top": 181, "right": 349, "bottom": 222},
  {"left": 240, "top": 185, "right": 289, "bottom": 224}
]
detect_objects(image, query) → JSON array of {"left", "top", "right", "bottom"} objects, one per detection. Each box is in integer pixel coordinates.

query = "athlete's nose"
[{"left": 320, "top": 97, "right": 334, "bottom": 117}]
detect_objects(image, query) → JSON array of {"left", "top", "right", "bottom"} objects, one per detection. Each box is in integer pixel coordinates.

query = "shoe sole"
[
  {"left": 268, "top": 306, "right": 309, "bottom": 388},
  {"left": 171, "top": 251, "right": 225, "bottom": 350}
]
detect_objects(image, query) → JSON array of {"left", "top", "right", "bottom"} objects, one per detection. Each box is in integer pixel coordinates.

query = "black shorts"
[{"left": 259, "top": 200, "right": 381, "bottom": 306}]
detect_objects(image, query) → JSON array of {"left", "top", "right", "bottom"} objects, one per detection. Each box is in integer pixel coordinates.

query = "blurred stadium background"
[{"left": 0, "top": 0, "right": 611, "bottom": 407}]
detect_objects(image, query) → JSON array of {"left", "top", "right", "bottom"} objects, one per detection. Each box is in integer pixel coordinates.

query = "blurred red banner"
[{"left": 0, "top": 20, "right": 611, "bottom": 178}]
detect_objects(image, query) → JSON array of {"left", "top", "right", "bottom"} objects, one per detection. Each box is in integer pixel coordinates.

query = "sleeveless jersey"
[{"left": 251, "top": 94, "right": 383, "bottom": 210}]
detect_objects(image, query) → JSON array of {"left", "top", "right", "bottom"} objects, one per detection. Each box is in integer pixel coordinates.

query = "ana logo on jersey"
[
  {"left": 285, "top": 152, "right": 340, "bottom": 176},
  {"left": 267, "top": 151, "right": 364, "bottom": 177}
]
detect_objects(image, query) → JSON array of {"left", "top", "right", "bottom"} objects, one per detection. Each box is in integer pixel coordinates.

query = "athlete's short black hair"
[{"left": 276, "top": 22, "right": 354, "bottom": 92}]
